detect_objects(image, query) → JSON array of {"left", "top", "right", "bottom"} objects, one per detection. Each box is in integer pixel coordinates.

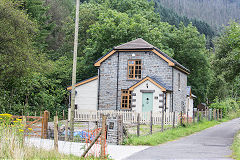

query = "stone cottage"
[{"left": 67, "top": 38, "right": 195, "bottom": 114}]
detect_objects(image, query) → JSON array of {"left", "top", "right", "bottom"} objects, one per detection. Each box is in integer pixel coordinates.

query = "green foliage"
[
  {"left": 232, "top": 131, "right": 240, "bottom": 160},
  {"left": 209, "top": 98, "right": 240, "bottom": 118},
  {"left": 0, "top": 0, "right": 37, "bottom": 94},
  {"left": 210, "top": 21, "right": 240, "bottom": 100},
  {"left": 165, "top": 23, "right": 211, "bottom": 104}
]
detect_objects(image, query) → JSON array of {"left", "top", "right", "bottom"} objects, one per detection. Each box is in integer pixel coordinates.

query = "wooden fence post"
[
  {"left": 197, "top": 110, "right": 200, "bottom": 123},
  {"left": 22, "top": 116, "right": 26, "bottom": 141},
  {"left": 65, "top": 120, "right": 68, "bottom": 141},
  {"left": 220, "top": 109, "right": 223, "bottom": 119},
  {"left": 43, "top": 110, "right": 49, "bottom": 139},
  {"left": 54, "top": 116, "right": 58, "bottom": 151},
  {"left": 101, "top": 115, "right": 107, "bottom": 158},
  {"left": 213, "top": 109, "right": 214, "bottom": 120},
  {"left": 150, "top": 111, "right": 153, "bottom": 134},
  {"left": 63, "top": 110, "right": 65, "bottom": 120},
  {"left": 214, "top": 109, "right": 217, "bottom": 120},
  {"left": 172, "top": 111, "right": 176, "bottom": 128},
  {"left": 137, "top": 113, "right": 140, "bottom": 136},
  {"left": 193, "top": 110, "right": 195, "bottom": 124},
  {"left": 180, "top": 111, "right": 183, "bottom": 126},
  {"left": 217, "top": 109, "right": 219, "bottom": 121},
  {"left": 187, "top": 111, "right": 189, "bottom": 124},
  {"left": 161, "top": 108, "right": 164, "bottom": 132},
  {"left": 206, "top": 109, "right": 209, "bottom": 121}
]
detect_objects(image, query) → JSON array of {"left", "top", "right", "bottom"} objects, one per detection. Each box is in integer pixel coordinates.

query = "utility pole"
[{"left": 70, "top": 0, "right": 80, "bottom": 140}]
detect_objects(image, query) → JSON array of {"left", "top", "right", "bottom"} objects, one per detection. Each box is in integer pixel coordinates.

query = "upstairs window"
[
  {"left": 121, "top": 90, "right": 132, "bottom": 109},
  {"left": 128, "top": 60, "right": 141, "bottom": 79}
]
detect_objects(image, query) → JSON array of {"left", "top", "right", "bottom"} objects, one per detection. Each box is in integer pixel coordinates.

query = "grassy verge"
[
  {"left": 232, "top": 131, "right": 240, "bottom": 160},
  {"left": 19, "top": 147, "right": 81, "bottom": 159},
  {"left": 124, "top": 120, "right": 224, "bottom": 146}
]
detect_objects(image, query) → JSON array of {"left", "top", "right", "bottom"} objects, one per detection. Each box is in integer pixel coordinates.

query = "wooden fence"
[
  {"left": 12, "top": 110, "right": 49, "bottom": 138},
  {"left": 73, "top": 110, "right": 178, "bottom": 125}
]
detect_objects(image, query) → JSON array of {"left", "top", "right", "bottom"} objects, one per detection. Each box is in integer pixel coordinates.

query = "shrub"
[
  {"left": 0, "top": 114, "right": 25, "bottom": 159},
  {"left": 209, "top": 98, "right": 240, "bottom": 117}
]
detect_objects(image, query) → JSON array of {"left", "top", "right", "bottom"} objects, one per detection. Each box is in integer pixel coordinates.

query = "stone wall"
[
  {"left": 98, "top": 51, "right": 173, "bottom": 110},
  {"left": 172, "top": 68, "right": 188, "bottom": 112}
]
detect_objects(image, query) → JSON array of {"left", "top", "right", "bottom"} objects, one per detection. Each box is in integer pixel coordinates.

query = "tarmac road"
[{"left": 125, "top": 118, "right": 240, "bottom": 160}]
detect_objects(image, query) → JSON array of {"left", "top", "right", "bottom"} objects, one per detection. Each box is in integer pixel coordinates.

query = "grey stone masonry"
[
  {"left": 172, "top": 68, "right": 187, "bottom": 112},
  {"left": 98, "top": 51, "right": 173, "bottom": 110}
]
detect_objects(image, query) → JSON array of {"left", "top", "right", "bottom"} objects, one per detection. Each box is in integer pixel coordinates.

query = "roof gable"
[
  {"left": 94, "top": 38, "right": 190, "bottom": 74},
  {"left": 128, "top": 76, "right": 172, "bottom": 92},
  {"left": 67, "top": 76, "right": 98, "bottom": 91}
]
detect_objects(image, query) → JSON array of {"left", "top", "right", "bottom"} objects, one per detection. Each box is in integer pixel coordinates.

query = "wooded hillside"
[{"left": 155, "top": 0, "right": 240, "bottom": 31}]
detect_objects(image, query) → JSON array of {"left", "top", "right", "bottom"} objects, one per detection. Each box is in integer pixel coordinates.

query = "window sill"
[{"left": 126, "top": 79, "right": 141, "bottom": 81}]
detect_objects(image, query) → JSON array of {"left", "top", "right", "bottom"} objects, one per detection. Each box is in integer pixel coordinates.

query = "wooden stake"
[
  {"left": 220, "top": 109, "right": 223, "bottom": 119},
  {"left": 187, "top": 111, "right": 189, "bottom": 124},
  {"left": 150, "top": 111, "right": 153, "bottom": 134},
  {"left": 65, "top": 120, "right": 68, "bottom": 141},
  {"left": 54, "top": 116, "right": 58, "bottom": 151},
  {"left": 197, "top": 110, "right": 200, "bottom": 122},
  {"left": 43, "top": 110, "right": 49, "bottom": 139},
  {"left": 172, "top": 111, "right": 176, "bottom": 128},
  {"left": 81, "top": 130, "right": 102, "bottom": 158},
  {"left": 63, "top": 110, "right": 65, "bottom": 120},
  {"left": 161, "top": 108, "right": 164, "bottom": 132},
  {"left": 180, "top": 111, "right": 183, "bottom": 126},
  {"left": 137, "top": 113, "right": 140, "bottom": 136},
  {"left": 101, "top": 115, "right": 107, "bottom": 158},
  {"left": 22, "top": 116, "right": 26, "bottom": 140},
  {"left": 193, "top": 110, "right": 195, "bottom": 123},
  {"left": 70, "top": 0, "right": 80, "bottom": 140}
]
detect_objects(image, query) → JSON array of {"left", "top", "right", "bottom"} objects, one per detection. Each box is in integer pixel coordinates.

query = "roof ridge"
[{"left": 114, "top": 38, "right": 154, "bottom": 50}]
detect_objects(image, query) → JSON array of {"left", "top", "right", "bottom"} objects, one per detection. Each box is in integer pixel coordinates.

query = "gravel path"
[
  {"left": 25, "top": 138, "right": 150, "bottom": 160},
  {"left": 125, "top": 118, "right": 240, "bottom": 160}
]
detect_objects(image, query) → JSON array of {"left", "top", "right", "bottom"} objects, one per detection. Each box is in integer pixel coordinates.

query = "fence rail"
[{"left": 72, "top": 110, "right": 178, "bottom": 125}]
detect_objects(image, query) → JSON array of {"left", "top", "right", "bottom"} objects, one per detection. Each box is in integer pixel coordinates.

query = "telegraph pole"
[{"left": 70, "top": 0, "right": 80, "bottom": 140}]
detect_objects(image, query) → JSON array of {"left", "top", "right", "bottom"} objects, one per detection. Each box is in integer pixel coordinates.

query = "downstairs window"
[{"left": 121, "top": 90, "right": 132, "bottom": 109}]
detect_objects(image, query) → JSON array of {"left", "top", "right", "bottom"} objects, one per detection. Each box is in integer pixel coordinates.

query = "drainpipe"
[
  {"left": 97, "top": 67, "right": 100, "bottom": 110},
  {"left": 116, "top": 51, "right": 120, "bottom": 110},
  {"left": 172, "top": 67, "right": 174, "bottom": 112}
]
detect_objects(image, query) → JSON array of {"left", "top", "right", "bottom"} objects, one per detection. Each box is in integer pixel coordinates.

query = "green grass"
[
  {"left": 127, "top": 124, "right": 172, "bottom": 135},
  {"left": 232, "top": 131, "right": 240, "bottom": 160},
  {"left": 124, "top": 120, "right": 224, "bottom": 146}
]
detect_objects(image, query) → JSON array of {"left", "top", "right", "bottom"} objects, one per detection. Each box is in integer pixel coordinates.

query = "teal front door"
[{"left": 142, "top": 93, "right": 153, "bottom": 112}]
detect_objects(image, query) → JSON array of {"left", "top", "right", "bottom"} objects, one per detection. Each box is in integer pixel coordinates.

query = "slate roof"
[
  {"left": 114, "top": 38, "right": 154, "bottom": 50},
  {"left": 128, "top": 76, "right": 172, "bottom": 91},
  {"left": 187, "top": 86, "right": 197, "bottom": 98},
  {"left": 110, "top": 38, "right": 189, "bottom": 73},
  {"left": 149, "top": 76, "right": 172, "bottom": 91},
  {"left": 66, "top": 76, "right": 98, "bottom": 91}
]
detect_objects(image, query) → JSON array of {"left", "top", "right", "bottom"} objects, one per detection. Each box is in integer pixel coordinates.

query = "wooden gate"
[{"left": 12, "top": 110, "right": 49, "bottom": 138}]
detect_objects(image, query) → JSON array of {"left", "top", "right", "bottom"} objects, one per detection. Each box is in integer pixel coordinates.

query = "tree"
[
  {"left": 0, "top": 0, "right": 37, "bottom": 89},
  {"left": 210, "top": 21, "right": 240, "bottom": 100},
  {"left": 166, "top": 23, "right": 211, "bottom": 104}
]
